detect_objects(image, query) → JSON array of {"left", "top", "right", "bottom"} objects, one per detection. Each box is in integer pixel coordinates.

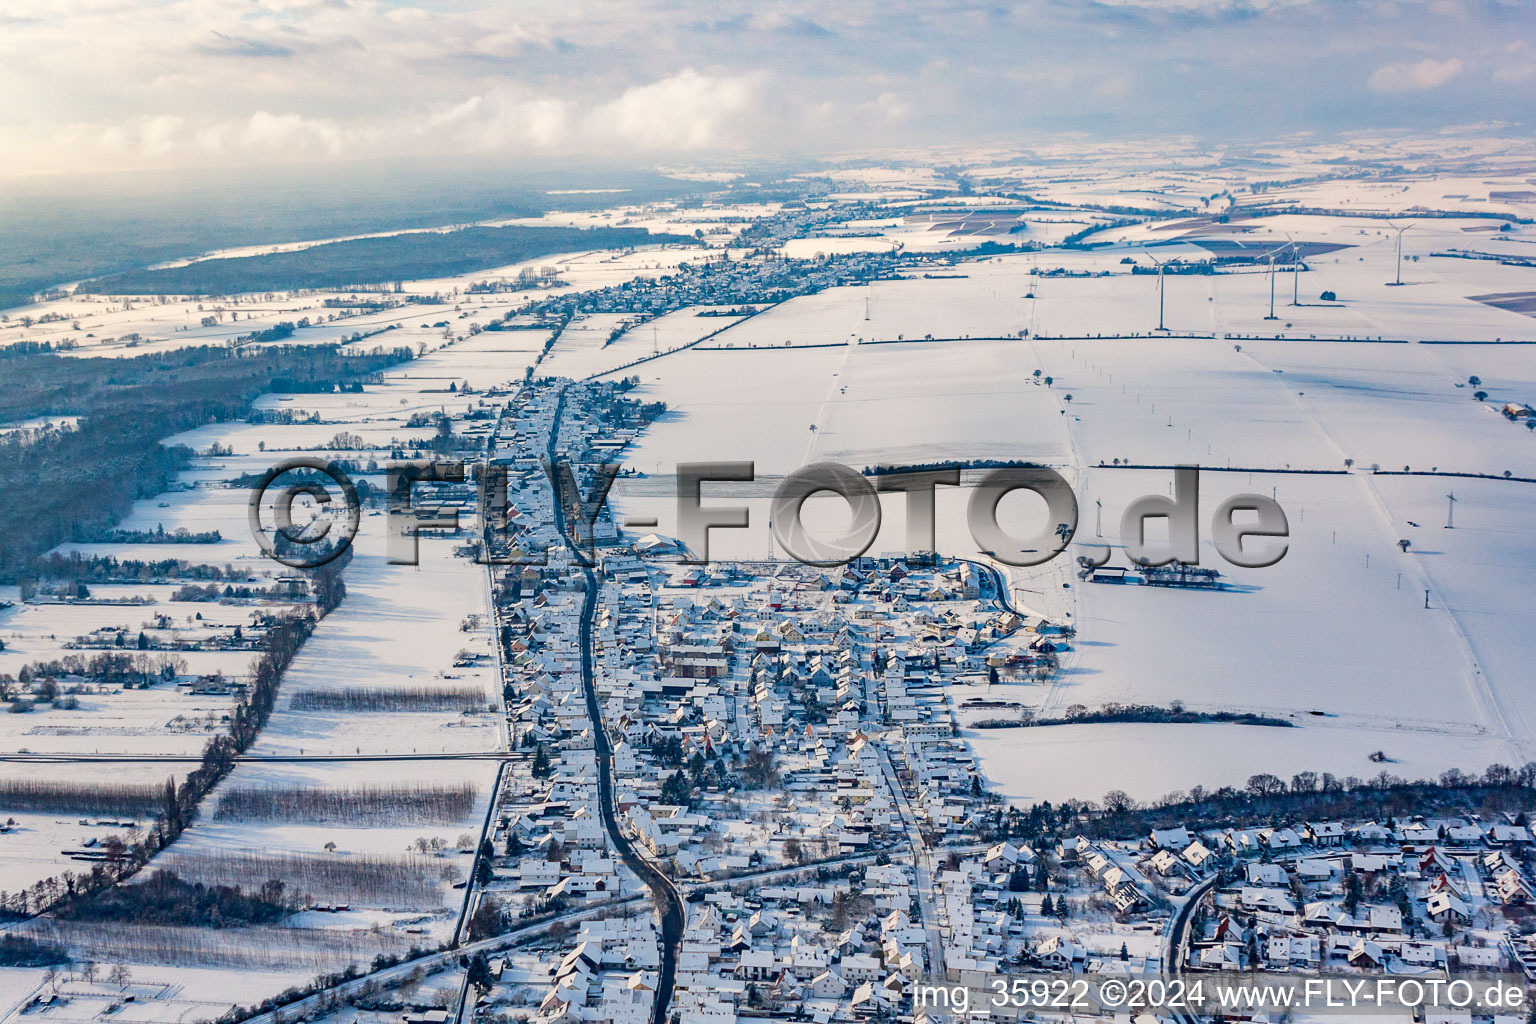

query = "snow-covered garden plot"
[
  {"left": 1029, "top": 270, "right": 1215, "bottom": 340},
  {"left": 805, "top": 335, "right": 1072, "bottom": 469},
  {"left": 0, "top": 683, "right": 240, "bottom": 758},
  {"left": 25, "top": 916, "right": 420, "bottom": 974},
  {"left": 415, "top": 244, "right": 695, "bottom": 300},
  {"left": 781, "top": 236, "right": 901, "bottom": 257},
  {"left": 1421, "top": 339, "right": 1536, "bottom": 405},
  {"left": 1205, "top": 223, "right": 1536, "bottom": 342},
  {"left": 536, "top": 313, "right": 637, "bottom": 380},
  {"left": 1254, "top": 174, "right": 1536, "bottom": 220},
  {"left": 400, "top": 330, "right": 541, "bottom": 392},
  {"left": 606, "top": 343, "right": 850, "bottom": 469},
  {"left": 604, "top": 326, "right": 1064, "bottom": 479}
]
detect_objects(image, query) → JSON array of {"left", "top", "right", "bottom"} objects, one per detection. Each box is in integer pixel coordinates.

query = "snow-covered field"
[
  {"left": 0, "top": 329, "right": 533, "bottom": 913},
  {"left": 3, "top": 163, "right": 1536, "bottom": 945},
  {"left": 596, "top": 237, "right": 1536, "bottom": 803}
]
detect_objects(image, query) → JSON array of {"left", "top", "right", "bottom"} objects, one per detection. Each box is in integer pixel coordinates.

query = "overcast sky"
[{"left": 3, "top": 0, "right": 1532, "bottom": 178}]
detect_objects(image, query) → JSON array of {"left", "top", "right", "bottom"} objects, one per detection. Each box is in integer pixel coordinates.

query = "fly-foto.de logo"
[{"left": 248, "top": 459, "right": 1290, "bottom": 571}]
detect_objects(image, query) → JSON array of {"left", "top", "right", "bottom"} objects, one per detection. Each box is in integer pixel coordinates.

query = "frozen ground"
[
  {"left": 4, "top": 165, "right": 1536, "bottom": 845},
  {"left": 595, "top": 250, "right": 1536, "bottom": 802},
  {"left": 965, "top": 721, "right": 1516, "bottom": 807},
  {"left": 0, "top": 330, "right": 530, "bottom": 905}
]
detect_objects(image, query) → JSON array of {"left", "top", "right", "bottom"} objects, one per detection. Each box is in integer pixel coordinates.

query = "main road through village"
[{"left": 547, "top": 384, "right": 685, "bottom": 1024}]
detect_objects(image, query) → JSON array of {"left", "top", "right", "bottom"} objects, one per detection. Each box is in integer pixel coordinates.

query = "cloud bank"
[{"left": 0, "top": 0, "right": 1530, "bottom": 176}]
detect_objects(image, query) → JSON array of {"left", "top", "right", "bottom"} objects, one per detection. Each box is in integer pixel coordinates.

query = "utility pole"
[
  {"left": 1095, "top": 499, "right": 1103, "bottom": 537},
  {"left": 1445, "top": 491, "right": 1457, "bottom": 528}
]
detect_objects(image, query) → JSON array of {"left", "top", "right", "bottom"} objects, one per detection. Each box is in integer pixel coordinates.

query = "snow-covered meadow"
[{"left": 595, "top": 242, "right": 1536, "bottom": 804}]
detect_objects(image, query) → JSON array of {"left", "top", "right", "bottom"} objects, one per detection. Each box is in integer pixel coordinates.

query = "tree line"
[{"left": 0, "top": 343, "right": 411, "bottom": 581}]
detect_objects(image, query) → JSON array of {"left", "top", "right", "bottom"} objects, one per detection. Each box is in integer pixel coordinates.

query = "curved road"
[
  {"left": 544, "top": 382, "right": 683, "bottom": 1024},
  {"left": 1162, "top": 873, "right": 1221, "bottom": 1024},
  {"left": 574, "top": 563, "right": 685, "bottom": 1024}
]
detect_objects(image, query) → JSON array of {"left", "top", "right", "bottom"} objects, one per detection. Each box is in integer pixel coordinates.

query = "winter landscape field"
[
  {"left": 1, "top": 140, "right": 1534, "bottom": 1020},
  {"left": 3, "top": 0, "right": 1536, "bottom": 1015}
]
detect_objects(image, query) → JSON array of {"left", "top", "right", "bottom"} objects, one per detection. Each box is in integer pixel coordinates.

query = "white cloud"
[
  {"left": 1368, "top": 57, "right": 1464, "bottom": 92},
  {"left": 873, "top": 92, "right": 911, "bottom": 121},
  {"left": 1493, "top": 42, "right": 1536, "bottom": 84},
  {"left": 586, "top": 70, "right": 756, "bottom": 151},
  {"left": 0, "top": 0, "right": 1529, "bottom": 176}
]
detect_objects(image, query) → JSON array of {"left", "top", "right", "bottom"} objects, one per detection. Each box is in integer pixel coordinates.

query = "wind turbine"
[
  {"left": 1284, "top": 234, "right": 1302, "bottom": 306},
  {"left": 1147, "top": 252, "right": 1168, "bottom": 332},
  {"left": 1386, "top": 221, "right": 1413, "bottom": 286},
  {"left": 1260, "top": 241, "right": 1290, "bottom": 321}
]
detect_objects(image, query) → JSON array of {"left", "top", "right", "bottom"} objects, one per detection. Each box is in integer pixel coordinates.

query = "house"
[
  {"left": 1194, "top": 943, "right": 1243, "bottom": 970},
  {"left": 1348, "top": 941, "right": 1385, "bottom": 969},
  {"left": 1239, "top": 887, "right": 1297, "bottom": 917},
  {"left": 1266, "top": 935, "right": 1321, "bottom": 969},
  {"left": 1349, "top": 853, "right": 1400, "bottom": 874},
  {"left": 1183, "top": 840, "right": 1215, "bottom": 869},
  {"left": 1364, "top": 905, "right": 1404, "bottom": 932},
  {"left": 1245, "top": 862, "right": 1287, "bottom": 886},
  {"left": 1298, "top": 821, "right": 1341, "bottom": 846},
  {"left": 1224, "top": 828, "right": 1262, "bottom": 854},
  {"left": 1149, "top": 827, "right": 1193, "bottom": 850},
  {"left": 1398, "top": 942, "right": 1442, "bottom": 969},
  {"left": 1494, "top": 868, "right": 1535, "bottom": 905},
  {"left": 1263, "top": 827, "right": 1304, "bottom": 850},
  {"left": 1453, "top": 945, "right": 1506, "bottom": 970},
  {"left": 1445, "top": 823, "right": 1484, "bottom": 844},
  {"left": 737, "top": 950, "right": 779, "bottom": 982},
  {"left": 1427, "top": 891, "right": 1471, "bottom": 925},
  {"left": 1490, "top": 823, "right": 1534, "bottom": 845},
  {"left": 839, "top": 953, "right": 882, "bottom": 984},
  {"left": 1352, "top": 822, "right": 1394, "bottom": 842},
  {"left": 1294, "top": 859, "right": 1334, "bottom": 882},
  {"left": 1036, "top": 935, "right": 1086, "bottom": 970}
]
